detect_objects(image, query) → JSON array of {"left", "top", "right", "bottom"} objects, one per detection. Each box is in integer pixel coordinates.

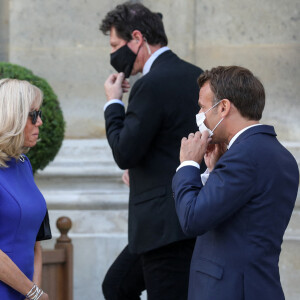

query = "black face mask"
[{"left": 110, "top": 44, "right": 137, "bottom": 78}]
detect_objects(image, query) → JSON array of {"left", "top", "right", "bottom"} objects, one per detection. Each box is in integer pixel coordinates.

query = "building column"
[{"left": 0, "top": 0, "right": 9, "bottom": 62}]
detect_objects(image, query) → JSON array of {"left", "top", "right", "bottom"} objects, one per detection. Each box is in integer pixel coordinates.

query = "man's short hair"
[
  {"left": 100, "top": 2, "right": 168, "bottom": 46},
  {"left": 198, "top": 66, "right": 265, "bottom": 120}
]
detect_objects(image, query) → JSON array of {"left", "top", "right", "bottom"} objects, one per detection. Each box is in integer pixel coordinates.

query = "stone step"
[
  {"left": 41, "top": 190, "right": 129, "bottom": 210},
  {"left": 35, "top": 176, "right": 127, "bottom": 192},
  {"left": 35, "top": 139, "right": 129, "bottom": 209},
  {"left": 35, "top": 139, "right": 123, "bottom": 179},
  {"left": 37, "top": 140, "right": 300, "bottom": 179},
  {"left": 46, "top": 208, "right": 300, "bottom": 238},
  {"left": 35, "top": 139, "right": 300, "bottom": 207}
]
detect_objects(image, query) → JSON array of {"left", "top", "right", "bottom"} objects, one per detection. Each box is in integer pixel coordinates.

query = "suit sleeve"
[
  {"left": 172, "top": 148, "right": 256, "bottom": 236},
  {"left": 104, "top": 79, "right": 163, "bottom": 169}
]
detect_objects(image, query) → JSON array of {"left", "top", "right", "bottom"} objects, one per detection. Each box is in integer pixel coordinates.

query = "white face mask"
[{"left": 196, "top": 100, "right": 224, "bottom": 137}]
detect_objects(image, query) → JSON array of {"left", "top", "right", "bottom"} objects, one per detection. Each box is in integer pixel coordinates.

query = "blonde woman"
[{"left": 0, "top": 79, "right": 49, "bottom": 300}]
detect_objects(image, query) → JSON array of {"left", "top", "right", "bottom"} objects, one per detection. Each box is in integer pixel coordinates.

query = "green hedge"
[{"left": 0, "top": 62, "right": 65, "bottom": 173}]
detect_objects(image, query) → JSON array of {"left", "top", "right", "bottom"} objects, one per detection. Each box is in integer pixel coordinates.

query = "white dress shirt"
[
  {"left": 104, "top": 46, "right": 170, "bottom": 111},
  {"left": 142, "top": 46, "right": 170, "bottom": 75},
  {"left": 176, "top": 124, "right": 262, "bottom": 185}
]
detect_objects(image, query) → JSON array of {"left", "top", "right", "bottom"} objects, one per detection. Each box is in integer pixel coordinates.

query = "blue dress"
[{"left": 0, "top": 155, "right": 46, "bottom": 299}]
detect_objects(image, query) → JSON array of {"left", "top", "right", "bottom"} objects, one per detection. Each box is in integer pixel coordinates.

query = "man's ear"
[
  {"left": 131, "top": 30, "right": 143, "bottom": 47},
  {"left": 220, "top": 99, "right": 231, "bottom": 117}
]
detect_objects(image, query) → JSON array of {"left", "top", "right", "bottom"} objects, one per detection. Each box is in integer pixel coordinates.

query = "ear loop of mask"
[
  {"left": 143, "top": 37, "right": 152, "bottom": 55},
  {"left": 197, "top": 100, "right": 224, "bottom": 136},
  {"left": 208, "top": 100, "right": 224, "bottom": 134},
  {"left": 211, "top": 118, "right": 224, "bottom": 133},
  {"left": 205, "top": 100, "right": 222, "bottom": 115}
]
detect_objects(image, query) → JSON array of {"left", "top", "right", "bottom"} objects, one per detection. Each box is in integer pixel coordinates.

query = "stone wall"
[
  {"left": 0, "top": 0, "right": 9, "bottom": 61},
  {"left": 1, "top": 0, "right": 299, "bottom": 140}
]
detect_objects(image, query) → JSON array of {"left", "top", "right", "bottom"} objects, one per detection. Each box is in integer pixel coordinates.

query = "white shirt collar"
[
  {"left": 228, "top": 124, "right": 262, "bottom": 149},
  {"left": 143, "top": 46, "right": 170, "bottom": 75}
]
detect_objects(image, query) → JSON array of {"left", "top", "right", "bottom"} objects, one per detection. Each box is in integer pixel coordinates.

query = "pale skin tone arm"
[
  {"left": 0, "top": 246, "right": 49, "bottom": 299},
  {"left": 122, "top": 169, "right": 130, "bottom": 186},
  {"left": 105, "top": 72, "right": 131, "bottom": 186},
  {"left": 180, "top": 131, "right": 227, "bottom": 171},
  {"left": 104, "top": 72, "right": 130, "bottom": 101},
  {"left": 204, "top": 143, "right": 227, "bottom": 172},
  {"left": 33, "top": 242, "right": 42, "bottom": 287},
  {"left": 180, "top": 131, "right": 211, "bottom": 164}
]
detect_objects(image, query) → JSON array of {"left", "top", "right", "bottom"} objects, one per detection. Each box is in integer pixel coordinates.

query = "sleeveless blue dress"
[{"left": 0, "top": 156, "right": 46, "bottom": 299}]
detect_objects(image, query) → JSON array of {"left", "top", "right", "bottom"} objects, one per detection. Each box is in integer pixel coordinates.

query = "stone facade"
[
  {"left": 1, "top": 0, "right": 299, "bottom": 140},
  {"left": 0, "top": 0, "right": 299, "bottom": 299},
  {"left": 0, "top": 0, "right": 9, "bottom": 62}
]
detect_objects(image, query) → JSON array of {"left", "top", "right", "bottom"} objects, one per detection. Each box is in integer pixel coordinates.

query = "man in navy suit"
[
  {"left": 173, "top": 66, "right": 299, "bottom": 300},
  {"left": 100, "top": 2, "right": 205, "bottom": 299}
]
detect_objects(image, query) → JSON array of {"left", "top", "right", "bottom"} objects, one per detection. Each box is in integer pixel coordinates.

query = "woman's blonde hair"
[{"left": 0, "top": 78, "right": 43, "bottom": 167}]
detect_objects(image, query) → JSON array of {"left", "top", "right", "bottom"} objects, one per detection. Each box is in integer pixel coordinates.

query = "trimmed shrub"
[{"left": 0, "top": 62, "right": 65, "bottom": 173}]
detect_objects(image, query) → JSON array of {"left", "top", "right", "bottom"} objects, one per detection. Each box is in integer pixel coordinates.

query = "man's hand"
[
  {"left": 121, "top": 78, "right": 130, "bottom": 93},
  {"left": 104, "top": 72, "right": 130, "bottom": 101},
  {"left": 122, "top": 169, "right": 130, "bottom": 186},
  {"left": 204, "top": 143, "right": 227, "bottom": 172},
  {"left": 180, "top": 131, "right": 211, "bottom": 164}
]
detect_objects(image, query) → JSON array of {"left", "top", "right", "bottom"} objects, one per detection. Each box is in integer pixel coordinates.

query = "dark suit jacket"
[
  {"left": 105, "top": 50, "right": 204, "bottom": 254},
  {"left": 172, "top": 125, "right": 299, "bottom": 300}
]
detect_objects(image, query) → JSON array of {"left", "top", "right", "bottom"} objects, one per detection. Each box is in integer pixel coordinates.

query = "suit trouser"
[{"left": 102, "top": 239, "right": 195, "bottom": 300}]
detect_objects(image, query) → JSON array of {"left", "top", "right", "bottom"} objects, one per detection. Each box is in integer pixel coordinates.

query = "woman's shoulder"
[{"left": 0, "top": 155, "right": 34, "bottom": 179}]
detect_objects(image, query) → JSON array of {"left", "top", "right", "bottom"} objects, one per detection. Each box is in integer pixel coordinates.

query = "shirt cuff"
[
  {"left": 200, "top": 168, "right": 210, "bottom": 186},
  {"left": 176, "top": 160, "right": 200, "bottom": 172},
  {"left": 103, "top": 99, "right": 124, "bottom": 111}
]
